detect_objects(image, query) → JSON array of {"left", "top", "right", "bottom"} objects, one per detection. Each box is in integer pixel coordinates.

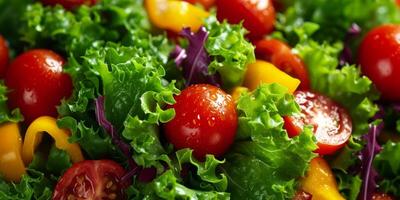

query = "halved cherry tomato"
[
  {"left": 184, "top": 0, "right": 215, "bottom": 9},
  {"left": 358, "top": 24, "right": 400, "bottom": 101},
  {"left": 41, "top": 0, "right": 97, "bottom": 10},
  {"left": 216, "top": 0, "right": 276, "bottom": 40},
  {"left": 164, "top": 84, "right": 237, "bottom": 159},
  {"left": 52, "top": 160, "right": 127, "bottom": 200},
  {"left": 284, "top": 91, "right": 352, "bottom": 155},
  {"left": 5, "top": 49, "right": 73, "bottom": 124},
  {"left": 255, "top": 39, "right": 310, "bottom": 90},
  {"left": 0, "top": 35, "right": 9, "bottom": 78},
  {"left": 372, "top": 193, "right": 395, "bottom": 200}
]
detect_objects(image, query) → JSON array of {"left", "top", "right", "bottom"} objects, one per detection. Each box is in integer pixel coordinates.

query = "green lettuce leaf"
[
  {"left": 335, "top": 170, "right": 362, "bottom": 200},
  {"left": 205, "top": 16, "right": 255, "bottom": 89},
  {"left": 223, "top": 84, "right": 317, "bottom": 200},
  {"left": 0, "top": 169, "right": 53, "bottom": 200},
  {"left": 131, "top": 170, "right": 229, "bottom": 200},
  {"left": 277, "top": 0, "right": 400, "bottom": 44},
  {"left": 374, "top": 141, "right": 400, "bottom": 197},
  {"left": 175, "top": 149, "right": 227, "bottom": 192},
  {"left": 18, "top": 0, "right": 150, "bottom": 57},
  {"left": 0, "top": 81, "right": 23, "bottom": 124}
]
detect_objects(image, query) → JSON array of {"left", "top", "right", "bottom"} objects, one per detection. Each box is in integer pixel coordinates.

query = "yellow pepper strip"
[
  {"left": 243, "top": 60, "right": 300, "bottom": 94},
  {"left": 301, "top": 157, "right": 345, "bottom": 200},
  {"left": 0, "top": 123, "right": 26, "bottom": 182},
  {"left": 230, "top": 86, "right": 249, "bottom": 102},
  {"left": 145, "top": 0, "right": 209, "bottom": 33},
  {"left": 22, "top": 116, "right": 84, "bottom": 165}
]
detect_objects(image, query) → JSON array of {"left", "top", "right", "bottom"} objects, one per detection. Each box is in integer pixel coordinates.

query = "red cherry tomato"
[
  {"left": 255, "top": 39, "right": 310, "bottom": 90},
  {"left": 358, "top": 24, "right": 400, "bottom": 101},
  {"left": 5, "top": 49, "right": 73, "bottom": 124},
  {"left": 216, "top": 0, "right": 276, "bottom": 40},
  {"left": 164, "top": 84, "right": 237, "bottom": 159},
  {"left": 41, "top": 0, "right": 97, "bottom": 10},
  {"left": 184, "top": 0, "right": 215, "bottom": 9},
  {"left": 284, "top": 91, "right": 352, "bottom": 155},
  {"left": 53, "top": 160, "right": 127, "bottom": 200},
  {"left": 0, "top": 35, "right": 9, "bottom": 78},
  {"left": 372, "top": 193, "right": 395, "bottom": 200}
]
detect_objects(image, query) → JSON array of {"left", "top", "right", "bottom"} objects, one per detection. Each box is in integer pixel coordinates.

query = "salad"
[{"left": 0, "top": 0, "right": 399, "bottom": 199}]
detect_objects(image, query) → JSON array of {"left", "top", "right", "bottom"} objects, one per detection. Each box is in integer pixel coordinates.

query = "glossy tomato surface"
[
  {"left": 41, "top": 0, "right": 97, "bottom": 10},
  {"left": 284, "top": 91, "right": 352, "bottom": 155},
  {"left": 0, "top": 35, "right": 9, "bottom": 78},
  {"left": 164, "top": 84, "right": 237, "bottom": 159},
  {"left": 372, "top": 193, "right": 395, "bottom": 200},
  {"left": 358, "top": 24, "right": 400, "bottom": 101},
  {"left": 216, "top": 0, "right": 276, "bottom": 40},
  {"left": 255, "top": 39, "right": 310, "bottom": 90},
  {"left": 5, "top": 49, "right": 73, "bottom": 124},
  {"left": 53, "top": 160, "right": 127, "bottom": 200}
]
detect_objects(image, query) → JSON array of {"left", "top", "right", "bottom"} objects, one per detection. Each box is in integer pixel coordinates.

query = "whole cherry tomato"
[
  {"left": 216, "top": 0, "right": 276, "bottom": 40},
  {"left": 358, "top": 24, "right": 400, "bottom": 101},
  {"left": 0, "top": 35, "right": 9, "bottom": 78},
  {"left": 164, "top": 84, "right": 237, "bottom": 159},
  {"left": 255, "top": 39, "right": 310, "bottom": 90},
  {"left": 41, "top": 0, "right": 97, "bottom": 10},
  {"left": 52, "top": 160, "right": 127, "bottom": 200},
  {"left": 284, "top": 91, "right": 352, "bottom": 155},
  {"left": 5, "top": 49, "right": 73, "bottom": 124}
]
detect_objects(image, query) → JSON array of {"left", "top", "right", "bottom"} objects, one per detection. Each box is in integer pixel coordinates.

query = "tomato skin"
[
  {"left": 41, "top": 0, "right": 97, "bottom": 10},
  {"left": 5, "top": 49, "right": 73, "bottom": 124},
  {"left": 358, "top": 24, "right": 400, "bottom": 101},
  {"left": 164, "top": 84, "right": 237, "bottom": 159},
  {"left": 0, "top": 35, "right": 9, "bottom": 78},
  {"left": 53, "top": 160, "right": 127, "bottom": 200},
  {"left": 216, "top": 0, "right": 276, "bottom": 40},
  {"left": 284, "top": 91, "right": 352, "bottom": 155},
  {"left": 372, "top": 193, "right": 395, "bottom": 200},
  {"left": 255, "top": 39, "right": 310, "bottom": 90}
]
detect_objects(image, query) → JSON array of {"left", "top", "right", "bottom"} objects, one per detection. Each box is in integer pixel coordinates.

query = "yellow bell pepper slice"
[
  {"left": 145, "top": 0, "right": 209, "bottom": 33},
  {"left": 22, "top": 116, "right": 84, "bottom": 165},
  {"left": 301, "top": 157, "right": 345, "bottom": 200},
  {"left": 230, "top": 86, "right": 249, "bottom": 102},
  {"left": 0, "top": 123, "right": 26, "bottom": 182},
  {"left": 243, "top": 60, "right": 300, "bottom": 94}
]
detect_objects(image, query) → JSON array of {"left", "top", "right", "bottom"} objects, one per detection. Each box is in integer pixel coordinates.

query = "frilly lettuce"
[
  {"left": 374, "top": 141, "right": 400, "bottom": 196},
  {"left": 204, "top": 16, "right": 255, "bottom": 89},
  {"left": 0, "top": 81, "right": 23, "bottom": 124},
  {"left": 223, "top": 84, "right": 317, "bottom": 200}
]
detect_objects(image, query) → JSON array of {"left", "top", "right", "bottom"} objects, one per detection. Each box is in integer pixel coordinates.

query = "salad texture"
[{"left": 0, "top": 0, "right": 399, "bottom": 199}]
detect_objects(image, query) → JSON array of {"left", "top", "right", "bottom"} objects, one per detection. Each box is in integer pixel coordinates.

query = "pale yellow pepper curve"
[
  {"left": 243, "top": 60, "right": 300, "bottom": 94},
  {"left": 145, "top": 0, "right": 209, "bottom": 33},
  {"left": 22, "top": 116, "right": 84, "bottom": 165}
]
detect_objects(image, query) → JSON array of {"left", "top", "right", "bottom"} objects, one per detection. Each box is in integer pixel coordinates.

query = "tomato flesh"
[
  {"left": 255, "top": 39, "right": 310, "bottom": 90},
  {"left": 216, "top": 0, "right": 276, "bottom": 40},
  {"left": 41, "top": 0, "right": 97, "bottom": 10},
  {"left": 164, "top": 84, "right": 237, "bottom": 159},
  {"left": 53, "top": 160, "right": 127, "bottom": 200},
  {"left": 358, "top": 24, "right": 400, "bottom": 101},
  {"left": 372, "top": 193, "right": 395, "bottom": 200},
  {"left": 284, "top": 91, "right": 352, "bottom": 155},
  {"left": 5, "top": 49, "right": 73, "bottom": 124},
  {"left": 0, "top": 35, "right": 9, "bottom": 78}
]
